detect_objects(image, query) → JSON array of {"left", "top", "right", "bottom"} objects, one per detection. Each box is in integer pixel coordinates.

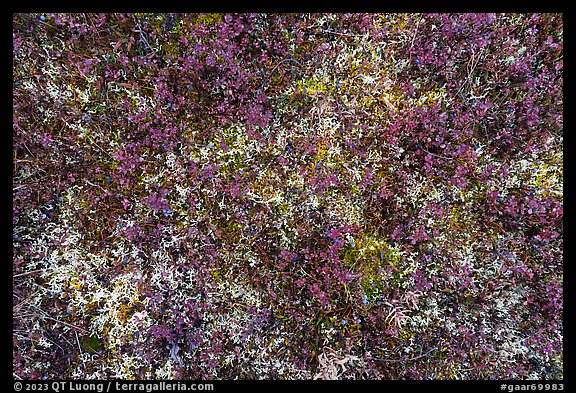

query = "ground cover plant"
[{"left": 13, "top": 13, "right": 562, "bottom": 380}]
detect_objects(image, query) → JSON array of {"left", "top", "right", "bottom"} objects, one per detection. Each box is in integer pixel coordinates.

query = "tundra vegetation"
[{"left": 13, "top": 13, "right": 562, "bottom": 379}]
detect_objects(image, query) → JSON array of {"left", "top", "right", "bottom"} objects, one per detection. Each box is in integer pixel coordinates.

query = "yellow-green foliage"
[
  {"left": 341, "top": 233, "right": 404, "bottom": 296},
  {"left": 373, "top": 13, "right": 412, "bottom": 32},
  {"left": 309, "top": 140, "right": 329, "bottom": 170},
  {"left": 531, "top": 159, "right": 563, "bottom": 198},
  {"left": 191, "top": 13, "right": 224, "bottom": 27},
  {"left": 418, "top": 85, "right": 448, "bottom": 107},
  {"left": 297, "top": 75, "right": 333, "bottom": 97}
]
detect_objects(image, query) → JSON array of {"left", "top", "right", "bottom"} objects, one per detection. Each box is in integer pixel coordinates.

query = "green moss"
[
  {"left": 418, "top": 85, "right": 447, "bottom": 107},
  {"left": 209, "top": 268, "right": 224, "bottom": 284},
  {"left": 532, "top": 160, "right": 562, "bottom": 197},
  {"left": 340, "top": 233, "right": 405, "bottom": 295},
  {"left": 81, "top": 335, "right": 103, "bottom": 354},
  {"left": 191, "top": 13, "right": 224, "bottom": 27},
  {"left": 297, "top": 75, "right": 333, "bottom": 97},
  {"left": 218, "top": 220, "right": 243, "bottom": 244}
]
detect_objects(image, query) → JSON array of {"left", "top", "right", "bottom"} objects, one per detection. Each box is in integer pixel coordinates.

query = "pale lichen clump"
[
  {"left": 42, "top": 244, "right": 152, "bottom": 377},
  {"left": 32, "top": 190, "right": 152, "bottom": 378}
]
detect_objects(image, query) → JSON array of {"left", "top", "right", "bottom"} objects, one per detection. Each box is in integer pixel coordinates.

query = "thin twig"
[
  {"left": 75, "top": 331, "right": 83, "bottom": 354},
  {"left": 58, "top": 333, "right": 76, "bottom": 352},
  {"left": 84, "top": 179, "right": 109, "bottom": 194},
  {"left": 86, "top": 134, "right": 112, "bottom": 157},
  {"left": 417, "top": 143, "right": 454, "bottom": 161},
  {"left": 323, "top": 27, "right": 369, "bottom": 39},
  {"left": 21, "top": 142, "right": 37, "bottom": 160},
  {"left": 13, "top": 269, "right": 43, "bottom": 278},
  {"left": 259, "top": 58, "right": 302, "bottom": 94},
  {"left": 455, "top": 49, "right": 482, "bottom": 99},
  {"left": 13, "top": 184, "right": 31, "bottom": 191},
  {"left": 132, "top": 15, "right": 155, "bottom": 54},
  {"left": 372, "top": 347, "right": 438, "bottom": 363},
  {"left": 28, "top": 310, "right": 90, "bottom": 333},
  {"left": 408, "top": 15, "right": 424, "bottom": 62}
]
